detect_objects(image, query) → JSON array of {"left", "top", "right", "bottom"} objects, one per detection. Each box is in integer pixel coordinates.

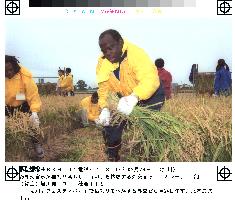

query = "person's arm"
[
  {"left": 95, "top": 57, "right": 112, "bottom": 125},
  {"left": 25, "top": 78, "right": 42, "bottom": 113},
  {"left": 97, "top": 81, "right": 110, "bottom": 109},
  {"left": 88, "top": 112, "right": 97, "bottom": 121},
  {"left": 229, "top": 72, "right": 232, "bottom": 87},
  {"left": 214, "top": 71, "right": 221, "bottom": 94},
  {"left": 68, "top": 75, "right": 73, "bottom": 91},
  {"left": 165, "top": 71, "right": 172, "bottom": 88},
  {"left": 60, "top": 76, "right": 70, "bottom": 89},
  {"left": 79, "top": 98, "right": 86, "bottom": 109},
  {"left": 169, "top": 71, "right": 172, "bottom": 83},
  {"left": 130, "top": 48, "right": 160, "bottom": 100},
  {"left": 96, "top": 58, "right": 112, "bottom": 109}
]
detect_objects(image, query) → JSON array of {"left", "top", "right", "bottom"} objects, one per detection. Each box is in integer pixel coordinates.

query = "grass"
[{"left": 5, "top": 93, "right": 232, "bottom": 162}]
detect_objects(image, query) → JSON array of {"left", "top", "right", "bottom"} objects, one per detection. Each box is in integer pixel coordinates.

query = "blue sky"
[{"left": 5, "top": 17, "right": 232, "bottom": 87}]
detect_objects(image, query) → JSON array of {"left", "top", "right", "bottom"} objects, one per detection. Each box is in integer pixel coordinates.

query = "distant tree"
[
  {"left": 88, "top": 86, "right": 92, "bottom": 90},
  {"left": 77, "top": 80, "right": 87, "bottom": 90}
]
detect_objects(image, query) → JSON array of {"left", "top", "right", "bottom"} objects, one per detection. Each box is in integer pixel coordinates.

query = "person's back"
[
  {"left": 214, "top": 67, "right": 231, "bottom": 94},
  {"left": 155, "top": 58, "right": 172, "bottom": 99},
  {"left": 214, "top": 59, "right": 232, "bottom": 96},
  {"left": 60, "top": 67, "right": 74, "bottom": 96},
  {"left": 189, "top": 64, "right": 198, "bottom": 84},
  {"left": 80, "top": 96, "right": 100, "bottom": 121}
]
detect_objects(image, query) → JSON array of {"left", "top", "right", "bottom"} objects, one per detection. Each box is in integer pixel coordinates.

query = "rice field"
[{"left": 5, "top": 93, "right": 232, "bottom": 162}]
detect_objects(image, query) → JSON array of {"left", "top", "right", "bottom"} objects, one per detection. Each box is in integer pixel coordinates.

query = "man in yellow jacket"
[
  {"left": 96, "top": 29, "right": 165, "bottom": 161},
  {"left": 79, "top": 91, "right": 100, "bottom": 126},
  {"left": 5, "top": 55, "right": 44, "bottom": 159},
  {"left": 60, "top": 67, "right": 74, "bottom": 96}
]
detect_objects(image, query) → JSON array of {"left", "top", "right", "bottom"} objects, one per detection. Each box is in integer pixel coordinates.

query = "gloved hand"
[
  {"left": 98, "top": 108, "right": 110, "bottom": 126},
  {"left": 30, "top": 112, "right": 40, "bottom": 128},
  {"left": 94, "top": 118, "right": 100, "bottom": 125},
  {"left": 117, "top": 94, "right": 138, "bottom": 115}
]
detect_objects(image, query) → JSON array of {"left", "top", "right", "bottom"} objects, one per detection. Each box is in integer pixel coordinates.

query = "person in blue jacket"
[{"left": 214, "top": 59, "right": 232, "bottom": 96}]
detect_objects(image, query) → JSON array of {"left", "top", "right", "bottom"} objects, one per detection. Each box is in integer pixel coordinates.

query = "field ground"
[{"left": 5, "top": 93, "right": 232, "bottom": 162}]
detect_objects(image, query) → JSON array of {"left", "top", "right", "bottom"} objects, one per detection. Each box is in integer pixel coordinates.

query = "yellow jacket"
[
  {"left": 5, "top": 66, "right": 42, "bottom": 112},
  {"left": 80, "top": 96, "right": 100, "bottom": 121},
  {"left": 58, "top": 75, "right": 65, "bottom": 87},
  {"left": 96, "top": 40, "right": 160, "bottom": 108},
  {"left": 60, "top": 74, "right": 74, "bottom": 92}
]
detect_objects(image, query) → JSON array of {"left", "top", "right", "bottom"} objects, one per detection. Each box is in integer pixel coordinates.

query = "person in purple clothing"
[{"left": 213, "top": 59, "right": 231, "bottom": 97}]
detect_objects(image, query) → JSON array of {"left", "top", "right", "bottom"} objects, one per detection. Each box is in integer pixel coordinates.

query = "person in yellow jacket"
[
  {"left": 96, "top": 29, "right": 165, "bottom": 161},
  {"left": 60, "top": 67, "right": 74, "bottom": 96},
  {"left": 78, "top": 91, "right": 101, "bottom": 127},
  {"left": 56, "top": 68, "right": 65, "bottom": 96},
  {"left": 5, "top": 55, "right": 44, "bottom": 159}
]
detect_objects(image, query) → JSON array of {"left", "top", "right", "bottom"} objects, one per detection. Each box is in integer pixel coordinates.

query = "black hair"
[
  {"left": 155, "top": 58, "right": 164, "bottom": 68},
  {"left": 91, "top": 91, "right": 98, "bottom": 99},
  {"left": 225, "top": 64, "right": 230, "bottom": 71},
  {"left": 58, "top": 69, "right": 65, "bottom": 74},
  {"left": 99, "top": 29, "right": 123, "bottom": 42},
  {"left": 91, "top": 91, "right": 99, "bottom": 104},
  {"left": 66, "top": 68, "right": 71, "bottom": 73},
  {"left": 5, "top": 55, "right": 21, "bottom": 73},
  {"left": 216, "top": 59, "right": 229, "bottom": 71}
]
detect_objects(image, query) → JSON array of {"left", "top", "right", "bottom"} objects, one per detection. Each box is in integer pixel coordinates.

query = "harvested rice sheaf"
[
  {"left": 194, "top": 73, "right": 215, "bottom": 94},
  {"left": 109, "top": 93, "right": 231, "bottom": 162},
  {"left": 108, "top": 94, "right": 190, "bottom": 162}
]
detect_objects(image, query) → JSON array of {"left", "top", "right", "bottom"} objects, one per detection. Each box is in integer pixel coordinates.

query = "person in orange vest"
[
  {"left": 5, "top": 55, "right": 44, "bottom": 159},
  {"left": 79, "top": 91, "right": 101, "bottom": 127},
  {"left": 60, "top": 67, "right": 74, "bottom": 96},
  {"left": 155, "top": 58, "right": 172, "bottom": 100},
  {"left": 95, "top": 29, "right": 165, "bottom": 161}
]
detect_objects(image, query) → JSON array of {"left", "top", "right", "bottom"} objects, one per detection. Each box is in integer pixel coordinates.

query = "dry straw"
[{"left": 5, "top": 93, "right": 232, "bottom": 162}]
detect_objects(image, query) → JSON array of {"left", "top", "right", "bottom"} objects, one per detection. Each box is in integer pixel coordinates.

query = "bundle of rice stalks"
[
  {"left": 5, "top": 112, "right": 40, "bottom": 161},
  {"left": 108, "top": 95, "right": 189, "bottom": 162},
  {"left": 194, "top": 72, "right": 215, "bottom": 95},
  {"left": 163, "top": 94, "right": 232, "bottom": 162}
]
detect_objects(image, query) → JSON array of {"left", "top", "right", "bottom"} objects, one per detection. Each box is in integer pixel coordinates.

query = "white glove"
[
  {"left": 117, "top": 94, "right": 138, "bottom": 115},
  {"left": 98, "top": 108, "right": 110, "bottom": 126},
  {"left": 94, "top": 118, "right": 100, "bottom": 125},
  {"left": 30, "top": 112, "right": 40, "bottom": 128}
]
